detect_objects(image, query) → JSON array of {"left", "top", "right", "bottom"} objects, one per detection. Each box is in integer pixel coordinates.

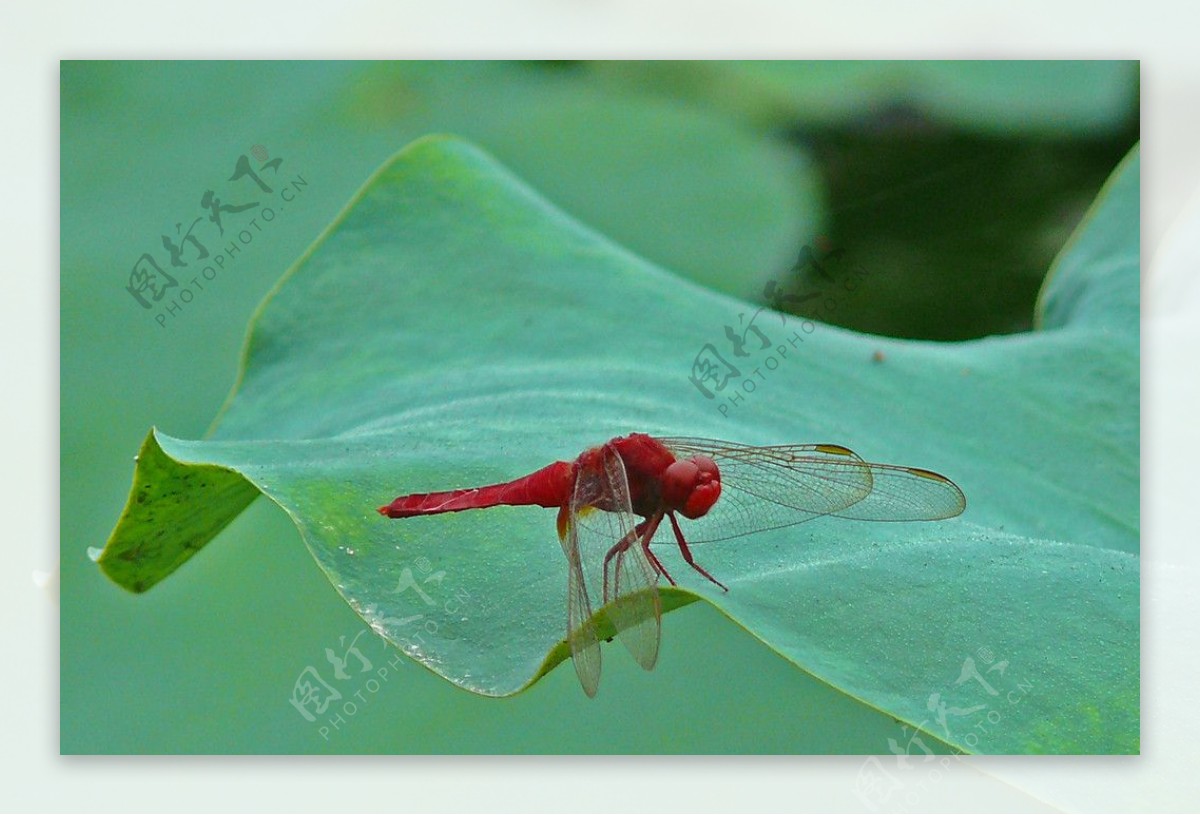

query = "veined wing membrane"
[
  {"left": 659, "top": 437, "right": 965, "bottom": 544},
  {"left": 569, "top": 446, "right": 661, "bottom": 675},
  {"left": 829, "top": 462, "right": 966, "bottom": 521},
  {"left": 559, "top": 507, "right": 601, "bottom": 697}
]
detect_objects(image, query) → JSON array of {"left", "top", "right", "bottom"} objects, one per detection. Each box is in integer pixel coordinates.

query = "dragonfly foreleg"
[{"left": 667, "top": 512, "right": 729, "bottom": 592}]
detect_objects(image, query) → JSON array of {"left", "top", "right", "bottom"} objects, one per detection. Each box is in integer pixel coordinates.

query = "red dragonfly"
[{"left": 378, "top": 433, "right": 965, "bottom": 697}]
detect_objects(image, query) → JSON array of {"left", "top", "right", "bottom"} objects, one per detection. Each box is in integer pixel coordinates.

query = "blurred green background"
[{"left": 61, "top": 60, "right": 1138, "bottom": 753}]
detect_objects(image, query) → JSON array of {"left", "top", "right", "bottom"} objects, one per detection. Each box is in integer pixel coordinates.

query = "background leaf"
[
  {"left": 585, "top": 60, "right": 1140, "bottom": 341},
  {"left": 591, "top": 60, "right": 1138, "bottom": 135},
  {"left": 94, "top": 136, "right": 1139, "bottom": 754}
]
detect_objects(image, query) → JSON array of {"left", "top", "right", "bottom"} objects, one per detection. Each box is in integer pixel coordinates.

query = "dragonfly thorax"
[{"left": 660, "top": 456, "right": 721, "bottom": 519}]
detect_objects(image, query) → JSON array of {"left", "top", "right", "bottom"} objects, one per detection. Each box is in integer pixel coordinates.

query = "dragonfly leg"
[
  {"left": 667, "top": 512, "right": 729, "bottom": 592},
  {"left": 602, "top": 529, "right": 637, "bottom": 602},
  {"left": 642, "top": 545, "right": 675, "bottom": 586},
  {"left": 602, "top": 519, "right": 657, "bottom": 600},
  {"left": 638, "top": 514, "right": 675, "bottom": 586},
  {"left": 603, "top": 515, "right": 671, "bottom": 600}
]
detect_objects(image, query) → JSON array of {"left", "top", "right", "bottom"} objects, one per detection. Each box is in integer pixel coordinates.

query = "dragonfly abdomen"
[{"left": 378, "top": 460, "right": 573, "bottom": 517}]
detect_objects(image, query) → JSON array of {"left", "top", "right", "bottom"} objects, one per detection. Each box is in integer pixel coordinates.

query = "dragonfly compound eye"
[
  {"left": 662, "top": 456, "right": 722, "bottom": 519},
  {"left": 681, "top": 455, "right": 721, "bottom": 518}
]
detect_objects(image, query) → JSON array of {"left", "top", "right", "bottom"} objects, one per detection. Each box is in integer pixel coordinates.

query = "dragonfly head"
[{"left": 661, "top": 455, "right": 721, "bottom": 519}]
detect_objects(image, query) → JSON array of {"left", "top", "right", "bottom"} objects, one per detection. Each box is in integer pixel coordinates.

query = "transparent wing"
[
  {"left": 569, "top": 446, "right": 661, "bottom": 674},
  {"left": 658, "top": 437, "right": 966, "bottom": 544},
  {"left": 558, "top": 509, "right": 601, "bottom": 697}
]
